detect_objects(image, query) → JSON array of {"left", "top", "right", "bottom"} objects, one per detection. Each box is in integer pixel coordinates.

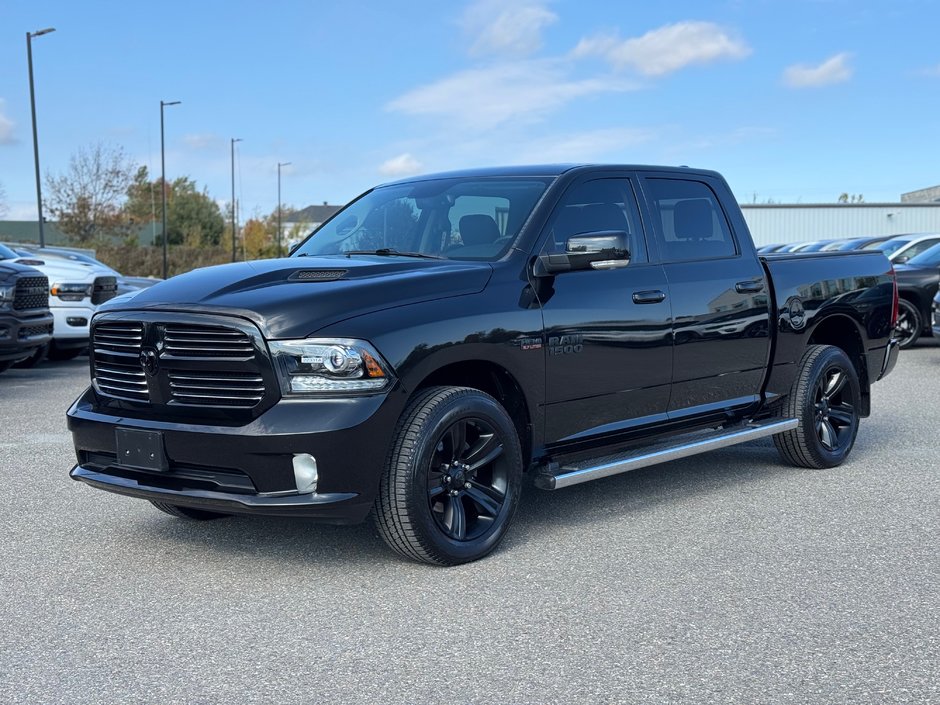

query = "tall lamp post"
[
  {"left": 160, "top": 100, "right": 181, "bottom": 280},
  {"left": 26, "top": 27, "right": 56, "bottom": 247},
  {"left": 277, "top": 161, "right": 291, "bottom": 257},
  {"left": 231, "top": 138, "right": 242, "bottom": 262}
]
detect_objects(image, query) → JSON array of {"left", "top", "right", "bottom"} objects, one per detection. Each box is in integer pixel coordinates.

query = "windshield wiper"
[{"left": 344, "top": 248, "right": 444, "bottom": 260}]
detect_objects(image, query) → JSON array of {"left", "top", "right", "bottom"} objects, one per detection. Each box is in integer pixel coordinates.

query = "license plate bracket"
[{"left": 115, "top": 428, "right": 168, "bottom": 472}]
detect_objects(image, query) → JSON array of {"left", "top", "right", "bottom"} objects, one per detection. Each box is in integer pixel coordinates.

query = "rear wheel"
[
  {"left": 895, "top": 299, "right": 922, "bottom": 349},
  {"left": 374, "top": 386, "right": 523, "bottom": 566},
  {"left": 774, "top": 345, "right": 861, "bottom": 469},
  {"left": 150, "top": 501, "right": 231, "bottom": 521},
  {"left": 0, "top": 361, "right": 12, "bottom": 375}
]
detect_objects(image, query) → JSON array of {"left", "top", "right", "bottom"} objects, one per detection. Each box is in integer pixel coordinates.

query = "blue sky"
[{"left": 1, "top": 0, "right": 939, "bottom": 221}]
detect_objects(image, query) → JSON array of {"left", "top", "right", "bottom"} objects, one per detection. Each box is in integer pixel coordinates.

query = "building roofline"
[{"left": 740, "top": 202, "right": 940, "bottom": 209}]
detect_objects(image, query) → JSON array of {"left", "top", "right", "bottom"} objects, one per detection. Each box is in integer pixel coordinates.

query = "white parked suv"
[
  {"left": 866, "top": 233, "right": 940, "bottom": 263},
  {"left": 6, "top": 250, "right": 117, "bottom": 361}
]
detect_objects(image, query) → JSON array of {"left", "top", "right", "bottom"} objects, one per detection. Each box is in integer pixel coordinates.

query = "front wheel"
[
  {"left": 774, "top": 344, "right": 861, "bottom": 469},
  {"left": 374, "top": 386, "right": 523, "bottom": 566},
  {"left": 895, "top": 299, "right": 922, "bottom": 349},
  {"left": 13, "top": 343, "right": 48, "bottom": 369}
]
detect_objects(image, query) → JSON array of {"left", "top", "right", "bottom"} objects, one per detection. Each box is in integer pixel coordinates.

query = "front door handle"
[
  {"left": 632, "top": 290, "right": 666, "bottom": 304},
  {"left": 735, "top": 280, "right": 764, "bottom": 294}
]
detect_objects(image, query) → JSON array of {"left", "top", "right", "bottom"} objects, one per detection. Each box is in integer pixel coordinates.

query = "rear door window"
[{"left": 643, "top": 178, "right": 738, "bottom": 262}]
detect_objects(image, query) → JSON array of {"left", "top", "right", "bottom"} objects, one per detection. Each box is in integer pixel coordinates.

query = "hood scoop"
[{"left": 288, "top": 269, "right": 348, "bottom": 282}]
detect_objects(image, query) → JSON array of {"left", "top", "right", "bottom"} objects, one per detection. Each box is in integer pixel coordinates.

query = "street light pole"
[
  {"left": 231, "top": 138, "right": 242, "bottom": 262},
  {"left": 160, "top": 100, "right": 181, "bottom": 280},
  {"left": 26, "top": 27, "right": 55, "bottom": 247},
  {"left": 277, "top": 161, "right": 291, "bottom": 257}
]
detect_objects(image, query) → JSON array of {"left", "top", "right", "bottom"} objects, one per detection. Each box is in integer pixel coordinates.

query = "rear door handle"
[
  {"left": 632, "top": 290, "right": 666, "bottom": 304},
  {"left": 735, "top": 280, "right": 764, "bottom": 294}
]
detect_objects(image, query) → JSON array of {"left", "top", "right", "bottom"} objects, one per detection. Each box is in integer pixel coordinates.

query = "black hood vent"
[{"left": 289, "top": 269, "right": 347, "bottom": 282}]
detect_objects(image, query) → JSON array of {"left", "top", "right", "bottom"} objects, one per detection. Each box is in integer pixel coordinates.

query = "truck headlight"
[
  {"left": 269, "top": 338, "right": 394, "bottom": 394},
  {"left": 50, "top": 282, "right": 92, "bottom": 301},
  {"left": 0, "top": 285, "right": 13, "bottom": 309}
]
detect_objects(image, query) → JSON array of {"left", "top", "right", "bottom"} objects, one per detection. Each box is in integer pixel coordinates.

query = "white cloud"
[
  {"left": 182, "top": 133, "right": 222, "bottom": 150},
  {"left": 462, "top": 0, "right": 557, "bottom": 57},
  {"left": 386, "top": 59, "right": 635, "bottom": 131},
  {"left": 379, "top": 153, "right": 423, "bottom": 177},
  {"left": 0, "top": 99, "right": 16, "bottom": 144},
  {"left": 783, "top": 52, "right": 853, "bottom": 88},
  {"left": 572, "top": 21, "right": 751, "bottom": 76},
  {"left": 920, "top": 63, "right": 940, "bottom": 77},
  {"left": 515, "top": 127, "right": 656, "bottom": 163}
]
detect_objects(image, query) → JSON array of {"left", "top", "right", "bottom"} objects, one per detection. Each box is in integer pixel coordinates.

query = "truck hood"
[
  {"left": 11, "top": 257, "right": 99, "bottom": 283},
  {"left": 100, "top": 255, "right": 493, "bottom": 339}
]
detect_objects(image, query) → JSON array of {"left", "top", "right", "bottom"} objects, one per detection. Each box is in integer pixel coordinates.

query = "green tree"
[{"left": 124, "top": 167, "right": 224, "bottom": 246}]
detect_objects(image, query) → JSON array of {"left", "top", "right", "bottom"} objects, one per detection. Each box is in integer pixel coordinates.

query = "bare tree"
[
  {"left": 45, "top": 143, "right": 136, "bottom": 242},
  {"left": 0, "top": 181, "right": 7, "bottom": 218}
]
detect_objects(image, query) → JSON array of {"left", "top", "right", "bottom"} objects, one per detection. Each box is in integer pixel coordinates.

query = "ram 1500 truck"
[
  {"left": 67, "top": 165, "right": 899, "bottom": 565},
  {"left": 0, "top": 245, "right": 54, "bottom": 374}
]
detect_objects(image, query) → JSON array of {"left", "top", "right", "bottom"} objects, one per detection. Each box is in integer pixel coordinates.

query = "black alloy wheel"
[
  {"left": 775, "top": 344, "right": 861, "bottom": 469},
  {"left": 375, "top": 386, "right": 523, "bottom": 566},
  {"left": 427, "top": 416, "right": 509, "bottom": 542},
  {"left": 895, "top": 299, "right": 922, "bottom": 349}
]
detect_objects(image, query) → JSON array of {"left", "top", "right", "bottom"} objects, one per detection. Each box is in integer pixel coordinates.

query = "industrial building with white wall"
[{"left": 740, "top": 203, "right": 940, "bottom": 247}]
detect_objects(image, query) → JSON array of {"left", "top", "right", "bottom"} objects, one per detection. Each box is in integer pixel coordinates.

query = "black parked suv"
[
  {"left": 67, "top": 165, "right": 898, "bottom": 565},
  {"left": 0, "top": 244, "right": 54, "bottom": 375}
]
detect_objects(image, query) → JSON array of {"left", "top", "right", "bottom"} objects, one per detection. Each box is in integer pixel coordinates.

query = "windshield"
[
  {"left": 906, "top": 242, "right": 940, "bottom": 268},
  {"left": 292, "top": 177, "right": 551, "bottom": 261},
  {"left": 868, "top": 238, "right": 911, "bottom": 255},
  {"left": 0, "top": 243, "right": 18, "bottom": 260}
]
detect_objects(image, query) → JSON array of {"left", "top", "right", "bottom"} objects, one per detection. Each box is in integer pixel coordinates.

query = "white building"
[{"left": 740, "top": 203, "right": 940, "bottom": 247}]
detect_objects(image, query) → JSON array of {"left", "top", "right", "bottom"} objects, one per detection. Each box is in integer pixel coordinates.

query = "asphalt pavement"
[{"left": 0, "top": 344, "right": 937, "bottom": 704}]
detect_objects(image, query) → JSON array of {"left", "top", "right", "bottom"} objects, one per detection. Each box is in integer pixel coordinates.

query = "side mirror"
[
  {"left": 893, "top": 255, "right": 909, "bottom": 264},
  {"left": 535, "top": 231, "right": 630, "bottom": 275}
]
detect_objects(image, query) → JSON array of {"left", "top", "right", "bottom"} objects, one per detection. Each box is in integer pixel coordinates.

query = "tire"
[
  {"left": 13, "top": 343, "right": 48, "bottom": 369},
  {"left": 47, "top": 344, "right": 85, "bottom": 362},
  {"left": 895, "top": 299, "right": 922, "bottom": 349},
  {"left": 149, "top": 501, "right": 231, "bottom": 521},
  {"left": 0, "top": 361, "right": 12, "bottom": 376},
  {"left": 374, "top": 386, "right": 523, "bottom": 566},
  {"left": 774, "top": 344, "right": 861, "bottom": 469}
]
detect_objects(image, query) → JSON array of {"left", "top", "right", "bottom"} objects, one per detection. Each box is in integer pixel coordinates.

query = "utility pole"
[
  {"left": 26, "top": 27, "right": 55, "bottom": 247},
  {"left": 231, "top": 138, "right": 242, "bottom": 262},
  {"left": 277, "top": 161, "right": 291, "bottom": 257},
  {"left": 160, "top": 100, "right": 181, "bottom": 279}
]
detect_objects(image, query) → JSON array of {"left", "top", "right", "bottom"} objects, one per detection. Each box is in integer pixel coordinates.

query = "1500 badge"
[{"left": 548, "top": 334, "right": 583, "bottom": 355}]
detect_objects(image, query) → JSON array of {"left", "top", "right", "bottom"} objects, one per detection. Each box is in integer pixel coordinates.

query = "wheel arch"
[
  {"left": 807, "top": 312, "right": 870, "bottom": 416},
  {"left": 412, "top": 360, "right": 533, "bottom": 469}
]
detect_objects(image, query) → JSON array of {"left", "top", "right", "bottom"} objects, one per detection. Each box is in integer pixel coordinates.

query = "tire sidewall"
[
  {"left": 896, "top": 299, "right": 921, "bottom": 349},
  {"left": 800, "top": 348, "right": 861, "bottom": 467},
  {"left": 406, "top": 391, "right": 523, "bottom": 563}
]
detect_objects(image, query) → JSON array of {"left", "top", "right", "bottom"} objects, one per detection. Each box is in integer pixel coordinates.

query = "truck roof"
[{"left": 380, "top": 164, "right": 723, "bottom": 186}]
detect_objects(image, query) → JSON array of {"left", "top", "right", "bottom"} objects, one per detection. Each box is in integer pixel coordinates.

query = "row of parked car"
[
  {"left": 759, "top": 232, "right": 940, "bottom": 349},
  {"left": 0, "top": 243, "right": 159, "bottom": 375}
]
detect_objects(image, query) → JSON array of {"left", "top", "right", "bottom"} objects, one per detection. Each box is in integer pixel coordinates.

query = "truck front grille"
[
  {"left": 18, "top": 322, "right": 53, "bottom": 340},
  {"left": 13, "top": 276, "right": 49, "bottom": 311},
  {"left": 168, "top": 371, "right": 265, "bottom": 407},
  {"left": 91, "top": 276, "right": 118, "bottom": 305},
  {"left": 164, "top": 324, "right": 254, "bottom": 358},
  {"left": 91, "top": 315, "right": 272, "bottom": 415}
]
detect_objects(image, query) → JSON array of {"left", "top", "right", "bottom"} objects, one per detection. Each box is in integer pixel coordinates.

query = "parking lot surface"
[{"left": 1, "top": 345, "right": 937, "bottom": 704}]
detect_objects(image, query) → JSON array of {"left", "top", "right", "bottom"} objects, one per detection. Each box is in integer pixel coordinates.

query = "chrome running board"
[{"left": 534, "top": 418, "right": 799, "bottom": 490}]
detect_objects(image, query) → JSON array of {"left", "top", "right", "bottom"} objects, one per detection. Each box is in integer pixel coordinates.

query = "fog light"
[
  {"left": 66, "top": 317, "right": 88, "bottom": 327},
  {"left": 292, "top": 453, "right": 318, "bottom": 494}
]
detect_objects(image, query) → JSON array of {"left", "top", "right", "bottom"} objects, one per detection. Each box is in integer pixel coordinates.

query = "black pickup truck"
[
  {"left": 67, "top": 165, "right": 899, "bottom": 565},
  {"left": 0, "top": 244, "right": 54, "bottom": 375}
]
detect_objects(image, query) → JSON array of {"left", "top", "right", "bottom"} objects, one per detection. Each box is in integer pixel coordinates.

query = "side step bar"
[{"left": 534, "top": 418, "right": 799, "bottom": 490}]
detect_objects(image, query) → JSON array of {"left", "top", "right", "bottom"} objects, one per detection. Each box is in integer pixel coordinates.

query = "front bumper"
[
  {"left": 51, "top": 303, "right": 95, "bottom": 342},
  {"left": 67, "top": 386, "right": 404, "bottom": 523},
  {"left": 0, "top": 311, "right": 54, "bottom": 362}
]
